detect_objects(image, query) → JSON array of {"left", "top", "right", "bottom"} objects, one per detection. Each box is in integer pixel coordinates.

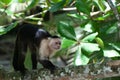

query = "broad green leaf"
[
  {"left": 57, "top": 21, "right": 77, "bottom": 41},
  {"left": 25, "top": 49, "right": 32, "bottom": 70},
  {"left": 106, "top": 24, "right": 117, "bottom": 34},
  {"left": 80, "top": 19, "right": 90, "bottom": 28},
  {"left": 81, "top": 21, "right": 95, "bottom": 33},
  {"left": 27, "top": 0, "right": 39, "bottom": 10},
  {"left": 74, "top": 46, "right": 89, "bottom": 65},
  {"left": 49, "top": 0, "right": 66, "bottom": 12},
  {"left": 82, "top": 32, "right": 98, "bottom": 42},
  {"left": 62, "top": 38, "right": 76, "bottom": 48},
  {"left": 81, "top": 43, "right": 100, "bottom": 56},
  {"left": 76, "top": 0, "right": 90, "bottom": 15},
  {"left": 95, "top": 37, "right": 104, "bottom": 49},
  {"left": 83, "top": 22, "right": 93, "bottom": 32},
  {"left": 104, "top": 50, "right": 120, "bottom": 57},
  {"left": 0, "top": 0, "right": 12, "bottom": 5},
  {"left": 109, "top": 43, "right": 120, "bottom": 51},
  {"left": 94, "top": 0, "right": 106, "bottom": 11},
  {"left": 0, "top": 22, "right": 18, "bottom": 35}
]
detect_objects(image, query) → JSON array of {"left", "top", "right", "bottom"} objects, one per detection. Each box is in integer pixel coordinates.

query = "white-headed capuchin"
[{"left": 12, "top": 24, "right": 61, "bottom": 74}]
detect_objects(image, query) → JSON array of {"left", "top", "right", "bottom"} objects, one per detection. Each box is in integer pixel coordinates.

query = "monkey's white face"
[
  {"left": 49, "top": 38, "right": 61, "bottom": 51},
  {"left": 39, "top": 38, "right": 61, "bottom": 60}
]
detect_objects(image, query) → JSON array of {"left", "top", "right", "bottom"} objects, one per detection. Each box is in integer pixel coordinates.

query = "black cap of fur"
[{"left": 51, "top": 35, "right": 60, "bottom": 38}]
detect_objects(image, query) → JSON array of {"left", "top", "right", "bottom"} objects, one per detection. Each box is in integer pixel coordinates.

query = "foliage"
[
  {"left": 0, "top": 0, "right": 120, "bottom": 67},
  {"left": 53, "top": 0, "right": 120, "bottom": 65}
]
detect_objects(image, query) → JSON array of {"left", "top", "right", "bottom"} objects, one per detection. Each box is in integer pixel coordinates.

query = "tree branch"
[{"left": 0, "top": 60, "right": 119, "bottom": 80}]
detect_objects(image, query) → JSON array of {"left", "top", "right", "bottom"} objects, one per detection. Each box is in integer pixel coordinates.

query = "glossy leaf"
[
  {"left": 81, "top": 43, "right": 100, "bottom": 55},
  {"left": 0, "top": 22, "right": 18, "bottom": 35},
  {"left": 106, "top": 24, "right": 117, "bottom": 34},
  {"left": 80, "top": 19, "right": 90, "bottom": 28},
  {"left": 57, "top": 21, "right": 77, "bottom": 41},
  {"left": 94, "top": 0, "right": 106, "bottom": 11},
  {"left": 27, "top": 0, "right": 39, "bottom": 10},
  {"left": 18, "top": 0, "right": 28, "bottom": 3},
  {"left": 49, "top": 0, "right": 66, "bottom": 12},
  {"left": 25, "top": 49, "right": 32, "bottom": 70},
  {"left": 109, "top": 43, "right": 120, "bottom": 51},
  {"left": 67, "top": 13, "right": 88, "bottom": 20},
  {"left": 62, "top": 38, "right": 76, "bottom": 48},
  {"left": 0, "top": 0, "right": 12, "bottom": 5},
  {"left": 82, "top": 32, "right": 98, "bottom": 42},
  {"left": 76, "top": 0, "right": 90, "bottom": 15},
  {"left": 51, "top": 0, "right": 62, "bottom": 3},
  {"left": 95, "top": 37, "right": 104, "bottom": 49},
  {"left": 104, "top": 50, "right": 120, "bottom": 57},
  {"left": 74, "top": 46, "right": 89, "bottom": 65},
  {"left": 83, "top": 22, "right": 94, "bottom": 32}
]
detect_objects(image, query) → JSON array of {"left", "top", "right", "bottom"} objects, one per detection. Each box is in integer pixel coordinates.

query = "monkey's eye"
[
  {"left": 59, "top": 42, "right": 61, "bottom": 45},
  {"left": 55, "top": 42, "right": 58, "bottom": 44},
  {"left": 55, "top": 42, "right": 61, "bottom": 45}
]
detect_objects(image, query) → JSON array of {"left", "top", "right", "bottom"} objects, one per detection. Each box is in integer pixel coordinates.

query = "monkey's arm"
[{"left": 39, "top": 60, "right": 57, "bottom": 73}]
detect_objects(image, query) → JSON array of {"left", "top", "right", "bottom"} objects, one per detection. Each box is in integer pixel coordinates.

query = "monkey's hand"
[{"left": 39, "top": 60, "right": 58, "bottom": 73}]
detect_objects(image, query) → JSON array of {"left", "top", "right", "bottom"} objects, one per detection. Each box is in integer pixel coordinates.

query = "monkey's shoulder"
[{"left": 18, "top": 24, "right": 50, "bottom": 38}]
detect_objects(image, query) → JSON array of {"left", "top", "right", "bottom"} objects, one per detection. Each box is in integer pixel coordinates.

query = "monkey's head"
[
  {"left": 38, "top": 36, "right": 61, "bottom": 60},
  {"left": 48, "top": 37, "right": 61, "bottom": 51}
]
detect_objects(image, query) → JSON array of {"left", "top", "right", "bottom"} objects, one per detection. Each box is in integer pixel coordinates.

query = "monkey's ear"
[{"left": 48, "top": 37, "right": 52, "bottom": 40}]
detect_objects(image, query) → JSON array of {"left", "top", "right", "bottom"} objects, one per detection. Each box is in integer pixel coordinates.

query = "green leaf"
[
  {"left": 62, "top": 38, "right": 76, "bottom": 48},
  {"left": 18, "top": 0, "right": 28, "bottom": 3},
  {"left": 94, "top": 0, "right": 106, "bottom": 11},
  {"left": 51, "top": 0, "right": 62, "bottom": 3},
  {"left": 80, "top": 19, "right": 90, "bottom": 28},
  {"left": 0, "top": 22, "right": 18, "bottom": 35},
  {"left": 57, "top": 21, "right": 77, "bottom": 41},
  {"left": 0, "top": 0, "right": 12, "bottom": 5},
  {"left": 76, "top": 0, "right": 90, "bottom": 15},
  {"left": 49, "top": 0, "right": 66, "bottom": 12},
  {"left": 27, "top": 0, "right": 39, "bottom": 10},
  {"left": 81, "top": 43, "right": 100, "bottom": 56},
  {"left": 82, "top": 32, "right": 98, "bottom": 42},
  {"left": 109, "top": 43, "right": 120, "bottom": 51},
  {"left": 106, "top": 24, "right": 117, "bottom": 34},
  {"left": 104, "top": 50, "right": 120, "bottom": 57},
  {"left": 95, "top": 37, "right": 104, "bottom": 49},
  {"left": 67, "top": 13, "right": 88, "bottom": 20},
  {"left": 74, "top": 46, "right": 89, "bottom": 65},
  {"left": 83, "top": 22, "right": 94, "bottom": 32},
  {"left": 24, "top": 49, "right": 32, "bottom": 70},
  {"left": 95, "top": 13, "right": 111, "bottom": 21}
]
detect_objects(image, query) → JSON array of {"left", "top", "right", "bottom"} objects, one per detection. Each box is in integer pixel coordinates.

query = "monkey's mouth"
[{"left": 54, "top": 47, "right": 60, "bottom": 50}]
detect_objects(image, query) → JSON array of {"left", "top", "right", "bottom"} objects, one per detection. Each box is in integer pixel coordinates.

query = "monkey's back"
[{"left": 17, "top": 24, "right": 51, "bottom": 45}]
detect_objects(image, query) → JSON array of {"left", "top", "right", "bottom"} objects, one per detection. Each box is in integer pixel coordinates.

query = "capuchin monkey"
[{"left": 12, "top": 24, "right": 61, "bottom": 74}]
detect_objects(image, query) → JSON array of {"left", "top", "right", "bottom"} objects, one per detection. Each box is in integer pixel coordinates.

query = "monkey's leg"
[
  {"left": 18, "top": 42, "right": 28, "bottom": 73},
  {"left": 13, "top": 37, "right": 24, "bottom": 71},
  {"left": 29, "top": 44, "right": 37, "bottom": 69},
  {"left": 13, "top": 40, "right": 21, "bottom": 71}
]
